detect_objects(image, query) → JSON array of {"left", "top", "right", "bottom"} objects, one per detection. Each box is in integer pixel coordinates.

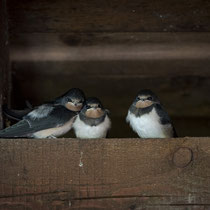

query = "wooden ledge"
[{"left": 0, "top": 137, "right": 210, "bottom": 209}]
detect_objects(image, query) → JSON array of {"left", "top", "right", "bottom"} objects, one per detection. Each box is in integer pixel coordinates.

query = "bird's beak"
[
  {"left": 85, "top": 107, "right": 104, "bottom": 118},
  {"left": 65, "top": 102, "right": 83, "bottom": 111},
  {"left": 135, "top": 99, "right": 153, "bottom": 108}
]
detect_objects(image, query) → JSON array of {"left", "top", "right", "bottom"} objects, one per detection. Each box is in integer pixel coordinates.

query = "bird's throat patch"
[
  {"left": 135, "top": 100, "right": 153, "bottom": 108},
  {"left": 85, "top": 109, "right": 104, "bottom": 119}
]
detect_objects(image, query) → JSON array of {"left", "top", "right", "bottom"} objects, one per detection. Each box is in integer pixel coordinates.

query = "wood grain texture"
[
  {"left": 10, "top": 32, "right": 210, "bottom": 61},
  {"left": 0, "top": 0, "right": 10, "bottom": 129},
  {"left": 9, "top": 32, "right": 210, "bottom": 117},
  {"left": 7, "top": 0, "right": 210, "bottom": 33},
  {"left": 0, "top": 138, "right": 210, "bottom": 209}
]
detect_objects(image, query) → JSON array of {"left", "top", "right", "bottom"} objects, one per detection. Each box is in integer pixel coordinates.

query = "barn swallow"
[
  {"left": 0, "top": 88, "right": 86, "bottom": 138},
  {"left": 73, "top": 97, "right": 111, "bottom": 138},
  {"left": 126, "top": 89, "right": 177, "bottom": 138}
]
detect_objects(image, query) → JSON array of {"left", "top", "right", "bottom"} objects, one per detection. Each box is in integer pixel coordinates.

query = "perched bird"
[
  {"left": 126, "top": 89, "right": 177, "bottom": 138},
  {"left": 0, "top": 88, "right": 85, "bottom": 138},
  {"left": 73, "top": 97, "right": 111, "bottom": 138}
]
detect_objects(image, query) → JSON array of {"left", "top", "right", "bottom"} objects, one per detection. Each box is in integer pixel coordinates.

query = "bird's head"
[
  {"left": 56, "top": 88, "right": 86, "bottom": 111},
  {"left": 82, "top": 97, "right": 106, "bottom": 119},
  {"left": 133, "top": 89, "right": 160, "bottom": 109}
]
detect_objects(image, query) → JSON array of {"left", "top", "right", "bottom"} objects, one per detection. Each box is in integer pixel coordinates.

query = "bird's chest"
[
  {"left": 128, "top": 109, "right": 165, "bottom": 138},
  {"left": 73, "top": 115, "right": 110, "bottom": 138}
]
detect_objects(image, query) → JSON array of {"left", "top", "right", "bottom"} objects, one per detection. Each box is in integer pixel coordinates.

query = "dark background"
[{"left": 6, "top": 0, "right": 210, "bottom": 137}]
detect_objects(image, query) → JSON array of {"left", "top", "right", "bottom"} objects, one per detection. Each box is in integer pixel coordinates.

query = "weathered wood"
[
  {"left": 7, "top": 0, "right": 210, "bottom": 33},
  {"left": 10, "top": 32, "right": 210, "bottom": 61},
  {"left": 0, "top": 196, "right": 209, "bottom": 210},
  {"left": 0, "top": 138, "right": 210, "bottom": 209},
  {"left": 0, "top": 0, "right": 10, "bottom": 129},
  {"left": 172, "top": 147, "right": 193, "bottom": 168}
]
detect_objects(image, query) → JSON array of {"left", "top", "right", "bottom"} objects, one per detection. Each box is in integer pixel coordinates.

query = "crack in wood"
[{"left": 0, "top": 192, "right": 208, "bottom": 204}]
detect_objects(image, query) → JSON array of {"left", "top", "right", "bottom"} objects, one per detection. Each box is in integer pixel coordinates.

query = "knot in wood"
[{"left": 172, "top": 147, "right": 193, "bottom": 168}]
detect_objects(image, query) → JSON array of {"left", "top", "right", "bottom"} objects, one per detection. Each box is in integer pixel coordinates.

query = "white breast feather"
[
  {"left": 126, "top": 108, "right": 172, "bottom": 138},
  {"left": 73, "top": 115, "right": 111, "bottom": 139},
  {"left": 33, "top": 117, "right": 76, "bottom": 138}
]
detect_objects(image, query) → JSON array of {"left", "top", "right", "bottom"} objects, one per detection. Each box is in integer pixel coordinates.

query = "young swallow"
[
  {"left": 0, "top": 88, "right": 85, "bottom": 138},
  {"left": 73, "top": 97, "right": 111, "bottom": 139},
  {"left": 126, "top": 89, "right": 177, "bottom": 138}
]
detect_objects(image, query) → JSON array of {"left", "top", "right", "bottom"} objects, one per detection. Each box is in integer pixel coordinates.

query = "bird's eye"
[
  {"left": 98, "top": 104, "right": 101, "bottom": 108},
  {"left": 147, "top": 96, "right": 153, "bottom": 100},
  {"left": 86, "top": 105, "right": 91, "bottom": 109},
  {"left": 79, "top": 100, "right": 83, "bottom": 103}
]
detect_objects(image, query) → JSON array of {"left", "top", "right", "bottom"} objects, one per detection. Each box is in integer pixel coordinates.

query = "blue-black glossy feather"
[{"left": 0, "top": 105, "right": 77, "bottom": 138}]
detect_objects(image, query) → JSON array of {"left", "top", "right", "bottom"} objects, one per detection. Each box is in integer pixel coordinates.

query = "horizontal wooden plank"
[
  {"left": 10, "top": 32, "right": 210, "bottom": 61},
  {"left": 7, "top": 0, "right": 210, "bottom": 33},
  {"left": 0, "top": 138, "right": 210, "bottom": 209},
  {"left": 0, "top": 196, "right": 209, "bottom": 210}
]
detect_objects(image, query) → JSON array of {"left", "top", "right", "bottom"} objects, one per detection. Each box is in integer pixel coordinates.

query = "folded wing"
[{"left": 0, "top": 105, "right": 77, "bottom": 138}]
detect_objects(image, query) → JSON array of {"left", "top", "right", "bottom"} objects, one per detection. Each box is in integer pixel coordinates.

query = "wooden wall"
[
  {"left": 1, "top": 2, "right": 210, "bottom": 209},
  {"left": 0, "top": 0, "right": 10, "bottom": 129},
  {"left": 0, "top": 138, "right": 210, "bottom": 210},
  {"left": 6, "top": 0, "right": 210, "bottom": 137},
  {"left": 7, "top": 0, "right": 210, "bottom": 33}
]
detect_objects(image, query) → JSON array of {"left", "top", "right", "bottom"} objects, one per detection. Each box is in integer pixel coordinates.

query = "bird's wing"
[
  {"left": 154, "top": 104, "right": 172, "bottom": 124},
  {"left": 0, "top": 105, "right": 77, "bottom": 138},
  {"left": 154, "top": 104, "right": 178, "bottom": 137}
]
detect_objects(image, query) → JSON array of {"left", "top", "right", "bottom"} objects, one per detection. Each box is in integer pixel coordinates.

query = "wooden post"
[{"left": 0, "top": 0, "right": 10, "bottom": 129}]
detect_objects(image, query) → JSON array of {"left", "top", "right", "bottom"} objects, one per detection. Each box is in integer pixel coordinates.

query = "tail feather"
[
  {"left": 0, "top": 120, "right": 32, "bottom": 138},
  {"left": 3, "top": 105, "right": 32, "bottom": 121}
]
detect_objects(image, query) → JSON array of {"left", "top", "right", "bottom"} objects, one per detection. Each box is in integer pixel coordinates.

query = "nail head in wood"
[{"left": 172, "top": 147, "right": 193, "bottom": 168}]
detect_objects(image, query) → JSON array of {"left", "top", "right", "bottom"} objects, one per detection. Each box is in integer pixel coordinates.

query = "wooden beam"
[
  {"left": 0, "top": 138, "right": 210, "bottom": 209},
  {"left": 10, "top": 32, "right": 210, "bottom": 61},
  {"left": 0, "top": 0, "right": 10, "bottom": 129},
  {"left": 7, "top": 0, "right": 210, "bottom": 33}
]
